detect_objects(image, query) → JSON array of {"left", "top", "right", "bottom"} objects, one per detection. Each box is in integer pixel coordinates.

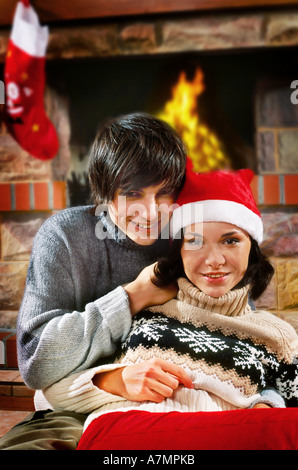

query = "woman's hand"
[
  {"left": 124, "top": 263, "right": 178, "bottom": 316},
  {"left": 93, "top": 358, "right": 193, "bottom": 403}
]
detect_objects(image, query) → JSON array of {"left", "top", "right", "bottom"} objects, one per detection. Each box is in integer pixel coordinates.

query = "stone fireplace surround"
[{"left": 0, "top": 5, "right": 297, "bottom": 356}]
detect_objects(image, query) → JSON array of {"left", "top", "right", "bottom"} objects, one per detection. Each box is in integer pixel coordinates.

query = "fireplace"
[
  {"left": 0, "top": 3, "right": 297, "bottom": 340},
  {"left": 42, "top": 45, "right": 298, "bottom": 207}
]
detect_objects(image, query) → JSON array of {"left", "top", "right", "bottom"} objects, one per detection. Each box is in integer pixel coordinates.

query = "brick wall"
[
  {"left": 0, "top": 132, "right": 67, "bottom": 332},
  {"left": 254, "top": 79, "right": 298, "bottom": 332},
  {"left": 0, "top": 88, "right": 69, "bottom": 333}
]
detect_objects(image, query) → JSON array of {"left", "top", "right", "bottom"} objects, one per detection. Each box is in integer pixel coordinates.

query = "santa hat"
[{"left": 171, "top": 166, "right": 263, "bottom": 244}]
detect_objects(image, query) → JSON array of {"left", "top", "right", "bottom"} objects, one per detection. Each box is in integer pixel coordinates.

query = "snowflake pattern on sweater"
[{"left": 120, "top": 311, "right": 298, "bottom": 407}]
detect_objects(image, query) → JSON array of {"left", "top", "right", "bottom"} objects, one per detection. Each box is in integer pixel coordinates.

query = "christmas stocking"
[{"left": 4, "top": 0, "right": 59, "bottom": 160}]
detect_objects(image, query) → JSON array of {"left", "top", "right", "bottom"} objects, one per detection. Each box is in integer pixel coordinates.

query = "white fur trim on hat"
[{"left": 171, "top": 199, "right": 263, "bottom": 244}]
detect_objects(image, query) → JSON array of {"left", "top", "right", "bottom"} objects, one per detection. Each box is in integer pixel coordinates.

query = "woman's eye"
[{"left": 224, "top": 238, "right": 240, "bottom": 245}]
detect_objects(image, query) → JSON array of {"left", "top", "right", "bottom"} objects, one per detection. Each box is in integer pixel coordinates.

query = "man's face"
[{"left": 108, "top": 183, "right": 177, "bottom": 245}]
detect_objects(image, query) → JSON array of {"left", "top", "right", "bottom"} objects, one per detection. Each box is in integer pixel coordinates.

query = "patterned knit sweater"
[{"left": 37, "top": 277, "right": 298, "bottom": 428}]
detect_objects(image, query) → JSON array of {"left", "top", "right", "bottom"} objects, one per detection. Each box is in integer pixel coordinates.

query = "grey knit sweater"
[{"left": 17, "top": 205, "right": 170, "bottom": 390}]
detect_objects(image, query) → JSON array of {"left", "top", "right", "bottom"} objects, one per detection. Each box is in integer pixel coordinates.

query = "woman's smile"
[{"left": 201, "top": 272, "right": 230, "bottom": 282}]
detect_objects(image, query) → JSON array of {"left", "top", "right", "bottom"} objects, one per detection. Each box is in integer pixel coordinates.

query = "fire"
[{"left": 157, "top": 68, "right": 230, "bottom": 172}]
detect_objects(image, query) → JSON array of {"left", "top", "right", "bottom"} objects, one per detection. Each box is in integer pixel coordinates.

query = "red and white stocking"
[{"left": 4, "top": 0, "right": 59, "bottom": 160}]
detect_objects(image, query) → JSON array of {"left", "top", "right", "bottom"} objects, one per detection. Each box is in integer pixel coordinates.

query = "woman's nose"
[{"left": 204, "top": 247, "right": 225, "bottom": 268}]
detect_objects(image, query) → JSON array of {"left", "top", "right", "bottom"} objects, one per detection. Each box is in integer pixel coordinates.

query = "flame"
[{"left": 157, "top": 68, "right": 230, "bottom": 172}]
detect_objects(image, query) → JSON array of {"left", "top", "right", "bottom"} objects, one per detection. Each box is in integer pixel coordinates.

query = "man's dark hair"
[
  {"left": 153, "top": 236, "right": 274, "bottom": 301},
  {"left": 88, "top": 112, "right": 187, "bottom": 204}
]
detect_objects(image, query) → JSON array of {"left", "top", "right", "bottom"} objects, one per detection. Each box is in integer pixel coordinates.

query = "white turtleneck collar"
[{"left": 176, "top": 277, "right": 252, "bottom": 318}]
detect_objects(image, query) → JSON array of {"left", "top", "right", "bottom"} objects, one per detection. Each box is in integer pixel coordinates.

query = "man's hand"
[
  {"left": 93, "top": 358, "right": 193, "bottom": 403},
  {"left": 124, "top": 263, "right": 178, "bottom": 316}
]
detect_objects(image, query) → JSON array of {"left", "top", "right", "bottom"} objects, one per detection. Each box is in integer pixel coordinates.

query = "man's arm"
[
  {"left": 17, "top": 232, "right": 132, "bottom": 390},
  {"left": 18, "top": 240, "right": 177, "bottom": 390}
]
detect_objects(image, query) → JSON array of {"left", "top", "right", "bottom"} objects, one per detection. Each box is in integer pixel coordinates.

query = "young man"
[{"left": 0, "top": 112, "right": 187, "bottom": 450}]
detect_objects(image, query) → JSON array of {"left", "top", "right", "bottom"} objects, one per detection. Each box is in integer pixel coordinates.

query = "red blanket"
[{"left": 77, "top": 408, "right": 298, "bottom": 450}]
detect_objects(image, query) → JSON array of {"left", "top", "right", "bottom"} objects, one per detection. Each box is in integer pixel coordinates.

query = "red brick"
[
  {"left": 0, "top": 384, "right": 12, "bottom": 396},
  {"left": 6, "top": 334, "right": 17, "bottom": 369},
  {"left": 263, "top": 175, "right": 280, "bottom": 205},
  {"left": 15, "top": 183, "right": 31, "bottom": 211},
  {"left": 53, "top": 181, "right": 66, "bottom": 210},
  {"left": 0, "top": 370, "right": 20, "bottom": 382},
  {"left": 33, "top": 182, "right": 49, "bottom": 210},
  {"left": 0, "top": 396, "right": 34, "bottom": 411},
  {"left": 284, "top": 175, "right": 298, "bottom": 204},
  {"left": 250, "top": 175, "right": 259, "bottom": 203},
  {"left": 0, "top": 184, "right": 11, "bottom": 211},
  {"left": 12, "top": 385, "right": 34, "bottom": 397}
]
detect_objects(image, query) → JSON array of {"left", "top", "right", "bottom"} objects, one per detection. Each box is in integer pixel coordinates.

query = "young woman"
[{"left": 36, "top": 168, "right": 298, "bottom": 450}]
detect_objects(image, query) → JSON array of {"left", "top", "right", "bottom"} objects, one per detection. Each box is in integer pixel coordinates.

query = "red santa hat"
[{"left": 171, "top": 166, "right": 263, "bottom": 244}]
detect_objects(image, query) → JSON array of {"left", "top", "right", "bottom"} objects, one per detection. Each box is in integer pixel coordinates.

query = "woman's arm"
[
  {"left": 37, "top": 364, "right": 128, "bottom": 414},
  {"left": 93, "top": 358, "right": 194, "bottom": 403},
  {"left": 38, "top": 359, "right": 193, "bottom": 414}
]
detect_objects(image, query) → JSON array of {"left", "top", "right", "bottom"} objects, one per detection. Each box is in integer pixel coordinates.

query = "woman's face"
[
  {"left": 180, "top": 222, "right": 251, "bottom": 297},
  {"left": 109, "top": 183, "right": 176, "bottom": 245}
]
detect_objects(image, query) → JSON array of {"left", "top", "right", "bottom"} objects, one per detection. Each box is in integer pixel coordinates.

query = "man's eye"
[
  {"left": 120, "top": 191, "right": 141, "bottom": 198},
  {"left": 158, "top": 188, "right": 175, "bottom": 197},
  {"left": 185, "top": 237, "right": 203, "bottom": 246}
]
